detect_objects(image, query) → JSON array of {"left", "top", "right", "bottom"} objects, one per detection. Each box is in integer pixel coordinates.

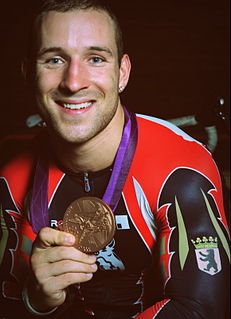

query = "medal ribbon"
[
  {"left": 30, "top": 107, "right": 138, "bottom": 233},
  {"left": 30, "top": 155, "right": 49, "bottom": 233},
  {"left": 102, "top": 107, "right": 138, "bottom": 211}
]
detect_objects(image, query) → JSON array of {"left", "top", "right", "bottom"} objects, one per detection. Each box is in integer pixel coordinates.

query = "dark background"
[{"left": 0, "top": 0, "right": 230, "bottom": 177}]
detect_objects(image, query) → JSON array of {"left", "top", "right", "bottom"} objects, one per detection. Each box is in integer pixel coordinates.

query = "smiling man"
[
  {"left": 34, "top": 7, "right": 131, "bottom": 173},
  {"left": 0, "top": 1, "right": 229, "bottom": 319}
]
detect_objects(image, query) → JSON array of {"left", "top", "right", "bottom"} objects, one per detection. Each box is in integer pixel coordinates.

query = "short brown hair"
[{"left": 26, "top": 0, "right": 124, "bottom": 80}]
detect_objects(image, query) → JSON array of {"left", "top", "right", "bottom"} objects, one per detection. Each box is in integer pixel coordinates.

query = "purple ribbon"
[
  {"left": 102, "top": 108, "right": 138, "bottom": 211},
  {"left": 30, "top": 156, "right": 49, "bottom": 233},
  {"left": 30, "top": 107, "right": 138, "bottom": 233}
]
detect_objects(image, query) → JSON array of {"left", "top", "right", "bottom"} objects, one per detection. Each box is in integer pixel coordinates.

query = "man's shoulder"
[
  {"left": 136, "top": 113, "right": 200, "bottom": 145},
  {"left": 0, "top": 132, "right": 48, "bottom": 177},
  {"left": 134, "top": 112, "right": 213, "bottom": 167},
  {"left": 0, "top": 149, "right": 35, "bottom": 181},
  {"left": 135, "top": 113, "right": 211, "bottom": 158},
  {"left": 0, "top": 133, "right": 45, "bottom": 180}
]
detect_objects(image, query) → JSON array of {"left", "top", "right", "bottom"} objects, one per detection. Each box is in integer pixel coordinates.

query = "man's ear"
[{"left": 119, "top": 54, "right": 131, "bottom": 92}]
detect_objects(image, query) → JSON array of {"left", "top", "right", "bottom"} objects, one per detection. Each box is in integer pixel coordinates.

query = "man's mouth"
[
  {"left": 56, "top": 100, "right": 95, "bottom": 112},
  {"left": 61, "top": 101, "right": 93, "bottom": 111}
]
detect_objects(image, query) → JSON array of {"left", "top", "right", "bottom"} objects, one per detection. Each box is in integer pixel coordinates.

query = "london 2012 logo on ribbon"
[{"left": 191, "top": 236, "right": 222, "bottom": 276}]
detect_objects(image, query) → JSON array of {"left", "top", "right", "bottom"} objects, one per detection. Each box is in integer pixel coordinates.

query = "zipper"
[{"left": 83, "top": 172, "right": 91, "bottom": 192}]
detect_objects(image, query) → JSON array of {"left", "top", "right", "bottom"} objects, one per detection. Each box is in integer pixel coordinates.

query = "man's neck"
[{"left": 51, "top": 105, "right": 125, "bottom": 173}]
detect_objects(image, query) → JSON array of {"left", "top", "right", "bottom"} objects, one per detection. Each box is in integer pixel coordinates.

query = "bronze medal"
[{"left": 63, "top": 197, "right": 116, "bottom": 253}]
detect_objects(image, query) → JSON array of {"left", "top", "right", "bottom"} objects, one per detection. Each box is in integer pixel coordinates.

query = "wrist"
[
  {"left": 22, "top": 276, "right": 75, "bottom": 316},
  {"left": 22, "top": 283, "right": 58, "bottom": 316}
]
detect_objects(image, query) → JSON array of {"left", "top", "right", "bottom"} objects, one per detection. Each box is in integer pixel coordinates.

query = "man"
[{"left": 0, "top": 0, "right": 229, "bottom": 318}]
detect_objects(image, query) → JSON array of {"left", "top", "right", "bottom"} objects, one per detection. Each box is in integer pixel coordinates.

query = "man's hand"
[{"left": 27, "top": 227, "right": 97, "bottom": 312}]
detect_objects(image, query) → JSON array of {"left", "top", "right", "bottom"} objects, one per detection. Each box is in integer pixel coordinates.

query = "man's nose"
[{"left": 59, "top": 60, "right": 89, "bottom": 93}]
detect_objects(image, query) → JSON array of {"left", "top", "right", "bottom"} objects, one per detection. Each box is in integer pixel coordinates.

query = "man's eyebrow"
[
  {"left": 37, "top": 47, "right": 63, "bottom": 58},
  {"left": 36, "top": 46, "right": 114, "bottom": 58},
  {"left": 88, "top": 46, "right": 113, "bottom": 56}
]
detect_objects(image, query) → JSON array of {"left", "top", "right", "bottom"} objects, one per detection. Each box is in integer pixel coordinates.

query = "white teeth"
[{"left": 63, "top": 101, "right": 92, "bottom": 110}]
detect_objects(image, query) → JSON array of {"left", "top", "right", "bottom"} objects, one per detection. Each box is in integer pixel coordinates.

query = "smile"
[{"left": 62, "top": 101, "right": 93, "bottom": 110}]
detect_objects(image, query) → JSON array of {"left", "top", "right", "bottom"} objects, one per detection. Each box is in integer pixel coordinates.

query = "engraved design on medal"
[{"left": 63, "top": 197, "right": 116, "bottom": 253}]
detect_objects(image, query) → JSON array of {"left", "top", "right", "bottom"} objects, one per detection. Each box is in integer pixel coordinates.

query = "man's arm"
[
  {"left": 137, "top": 165, "right": 230, "bottom": 318},
  {"left": 0, "top": 169, "right": 97, "bottom": 317}
]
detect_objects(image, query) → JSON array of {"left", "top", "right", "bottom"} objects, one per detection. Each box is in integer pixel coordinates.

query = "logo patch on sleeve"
[
  {"left": 115, "top": 215, "right": 130, "bottom": 230},
  {"left": 191, "top": 236, "right": 222, "bottom": 275}
]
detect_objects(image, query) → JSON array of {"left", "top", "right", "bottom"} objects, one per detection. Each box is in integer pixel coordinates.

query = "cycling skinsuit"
[{"left": 0, "top": 111, "right": 229, "bottom": 318}]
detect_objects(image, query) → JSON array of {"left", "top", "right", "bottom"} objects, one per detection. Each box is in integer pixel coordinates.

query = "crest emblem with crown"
[{"left": 191, "top": 236, "right": 222, "bottom": 275}]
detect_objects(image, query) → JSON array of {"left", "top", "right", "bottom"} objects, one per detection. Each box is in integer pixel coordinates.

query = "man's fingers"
[
  {"left": 32, "top": 258, "right": 97, "bottom": 283},
  {"left": 56, "top": 272, "right": 94, "bottom": 286},
  {"left": 32, "top": 227, "right": 97, "bottom": 266},
  {"left": 51, "top": 260, "right": 98, "bottom": 276},
  {"left": 29, "top": 229, "right": 97, "bottom": 311},
  {"left": 35, "top": 227, "right": 75, "bottom": 248},
  {"left": 32, "top": 244, "right": 96, "bottom": 264},
  {"left": 44, "top": 272, "right": 94, "bottom": 296}
]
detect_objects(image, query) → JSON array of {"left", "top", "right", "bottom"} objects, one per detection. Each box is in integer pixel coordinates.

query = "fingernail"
[
  {"left": 64, "top": 235, "right": 74, "bottom": 244},
  {"left": 91, "top": 264, "right": 97, "bottom": 271},
  {"left": 89, "top": 255, "right": 97, "bottom": 262}
]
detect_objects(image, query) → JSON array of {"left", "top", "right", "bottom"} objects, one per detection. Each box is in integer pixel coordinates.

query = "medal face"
[{"left": 63, "top": 197, "right": 116, "bottom": 253}]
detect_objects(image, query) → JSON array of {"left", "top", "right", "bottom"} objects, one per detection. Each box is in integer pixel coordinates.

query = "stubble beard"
[{"left": 41, "top": 95, "right": 119, "bottom": 147}]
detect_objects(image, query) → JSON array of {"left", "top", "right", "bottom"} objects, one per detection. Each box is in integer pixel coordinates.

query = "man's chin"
[{"left": 49, "top": 128, "right": 95, "bottom": 146}]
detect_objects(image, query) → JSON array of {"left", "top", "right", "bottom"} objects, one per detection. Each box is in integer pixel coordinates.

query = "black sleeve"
[{"left": 138, "top": 167, "right": 230, "bottom": 319}]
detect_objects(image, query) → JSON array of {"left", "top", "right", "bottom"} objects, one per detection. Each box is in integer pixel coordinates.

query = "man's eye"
[
  {"left": 90, "top": 57, "right": 105, "bottom": 64},
  {"left": 47, "top": 57, "right": 64, "bottom": 65}
]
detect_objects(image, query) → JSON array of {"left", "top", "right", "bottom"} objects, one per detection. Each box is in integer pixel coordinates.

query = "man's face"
[{"left": 35, "top": 9, "right": 130, "bottom": 144}]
